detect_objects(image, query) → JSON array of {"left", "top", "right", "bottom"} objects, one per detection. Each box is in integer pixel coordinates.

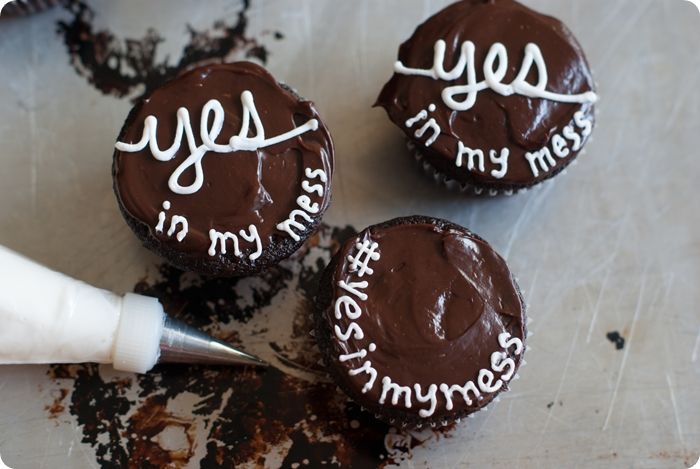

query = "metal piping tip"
[{"left": 157, "top": 316, "right": 268, "bottom": 368}]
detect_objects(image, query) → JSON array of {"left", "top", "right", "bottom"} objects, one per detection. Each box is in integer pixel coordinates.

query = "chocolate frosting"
[
  {"left": 376, "top": 0, "right": 597, "bottom": 189},
  {"left": 318, "top": 217, "right": 526, "bottom": 423},
  {"left": 113, "top": 62, "right": 334, "bottom": 275}
]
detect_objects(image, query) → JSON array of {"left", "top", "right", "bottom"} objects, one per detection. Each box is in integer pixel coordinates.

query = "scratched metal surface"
[{"left": 0, "top": 0, "right": 699, "bottom": 468}]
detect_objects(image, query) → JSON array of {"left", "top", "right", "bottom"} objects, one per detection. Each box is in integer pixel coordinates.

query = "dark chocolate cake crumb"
[{"left": 606, "top": 331, "right": 625, "bottom": 350}]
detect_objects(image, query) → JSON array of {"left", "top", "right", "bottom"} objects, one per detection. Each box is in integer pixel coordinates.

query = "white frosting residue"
[
  {"left": 115, "top": 90, "right": 319, "bottom": 195},
  {"left": 394, "top": 40, "right": 598, "bottom": 112}
]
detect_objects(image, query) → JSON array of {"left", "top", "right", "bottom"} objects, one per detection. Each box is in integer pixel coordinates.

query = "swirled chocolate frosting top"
[
  {"left": 113, "top": 62, "right": 334, "bottom": 275},
  {"left": 376, "top": 0, "right": 597, "bottom": 190}
]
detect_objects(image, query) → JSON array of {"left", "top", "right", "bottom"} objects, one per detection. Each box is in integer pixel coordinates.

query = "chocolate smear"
[
  {"left": 46, "top": 225, "right": 455, "bottom": 467},
  {"left": 56, "top": 0, "right": 280, "bottom": 103}
]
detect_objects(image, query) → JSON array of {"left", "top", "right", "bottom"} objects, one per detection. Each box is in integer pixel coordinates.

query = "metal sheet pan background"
[{"left": 0, "top": 1, "right": 698, "bottom": 467}]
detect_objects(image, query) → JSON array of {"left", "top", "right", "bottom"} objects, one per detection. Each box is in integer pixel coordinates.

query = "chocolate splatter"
[
  {"left": 56, "top": 0, "right": 281, "bottom": 103},
  {"left": 606, "top": 331, "right": 625, "bottom": 350},
  {"left": 46, "top": 225, "right": 454, "bottom": 467},
  {"left": 45, "top": 388, "right": 69, "bottom": 419}
]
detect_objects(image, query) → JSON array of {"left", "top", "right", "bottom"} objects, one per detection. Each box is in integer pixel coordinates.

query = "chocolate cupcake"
[
  {"left": 113, "top": 62, "right": 334, "bottom": 276},
  {"left": 376, "top": 0, "right": 598, "bottom": 195},
  {"left": 1, "top": 0, "right": 57, "bottom": 17},
  {"left": 314, "top": 216, "right": 527, "bottom": 427}
]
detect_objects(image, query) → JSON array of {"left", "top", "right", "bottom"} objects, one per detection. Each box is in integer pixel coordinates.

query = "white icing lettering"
[
  {"left": 334, "top": 322, "right": 364, "bottom": 341},
  {"left": 523, "top": 110, "right": 593, "bottom": 177},
  {"left": 406, "top": 109, "right": 428, "bottom": 128},
  {"left": 490, "top": 351, "right": 516, "bottom": 381},
  {"left": 477, "top": 369, "right": 503, "bottom": 393},
  {"left": 115, "top": 91, "right": 320, "bottom": 195},
  {"left": 302, "top": 180, "right": 324, "bottom": 196},
  {"left": 305, "top": 167, "right": 328, "bottom": 183},
  {"left": 562, "top": 124, "right": 583, "bottom": 151},
  {"left": 276, "top": 210, "right": 313, "bottom": 242},
  {"left": 156, "top": 212, "right": 167, "bottom": 233},
  {"left": 208, "top": 229, "right": 241, "bottom": 257},
  {"left": 238, "top": 224, "right": 262, "bottom": 261},
  {"left": 155, "top": 201, "right": 188, "bottom": 242},
  {"left": 413, "top": 383, "right": 438, "bottom": 418},
  {"left": 296, "top": 195, "right": 319, "bottom": 214},
  {"left": 439, "top": 381, "right": 481, "bottom": 410},
  {"left": 155, "top": 200, "right": 170, "bottom": 233},
  {"left": 414, "top": 118, "right": 440, "bottom": 147},
  {"left": 394, "top": 40, "right": 598, "bottom": 112},
  {"left": 405, "top": 105, "right": 440, "bottom": 147},
  {"left": 348, "top": 360, "right": 378, "bottom": 393},
  {"left": 330, "top": 237, "right": 527, "bottom": 420},
  {"left": 334, "top": 295, "right": 362, "bottom": 321},
  {"left": 340, "top": 343, "right": 376, "bottom": 364},
  {"left": 347, "top": 240, "right": 380, "bottom": 278},
  {"left": 380, "top": 377, "right": 412, "bottom": 408},
  {"left": 489, "top": 148, "right": 509, "bottom": 179},
  {"left": 456, "top": 141, "right": 484, "bottom": 172},
  {"left": 498, "top": 332, "right": 524, "bottom": 355},
  {"left": 552, "top": 134, "right": 570, "bottom": 158},
  {"left": 574, "top": 110, "right": 592, "bottom": 137},
  {"left": 340, "top": 348, "right": 367, "bottom": 362},
  {"left": 167, "top": 216, "right": 189, "bottom": 242},
  {"left": 338, "top": 279, "right": 368, "bottom": 301},
  {"left": 524, "top": 147, "right": 555, "bottom": 178},
  {"left": 277, "top": 167, "right": 327, "bottom": 241}
]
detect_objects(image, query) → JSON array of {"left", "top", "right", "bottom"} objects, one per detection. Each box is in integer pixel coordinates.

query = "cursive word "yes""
[
  {"left": 116, "top": 91, "right": 319, "bottom": 195},
  {"left": 395, "top": 40, "right": 598, "bottom": 112}
]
